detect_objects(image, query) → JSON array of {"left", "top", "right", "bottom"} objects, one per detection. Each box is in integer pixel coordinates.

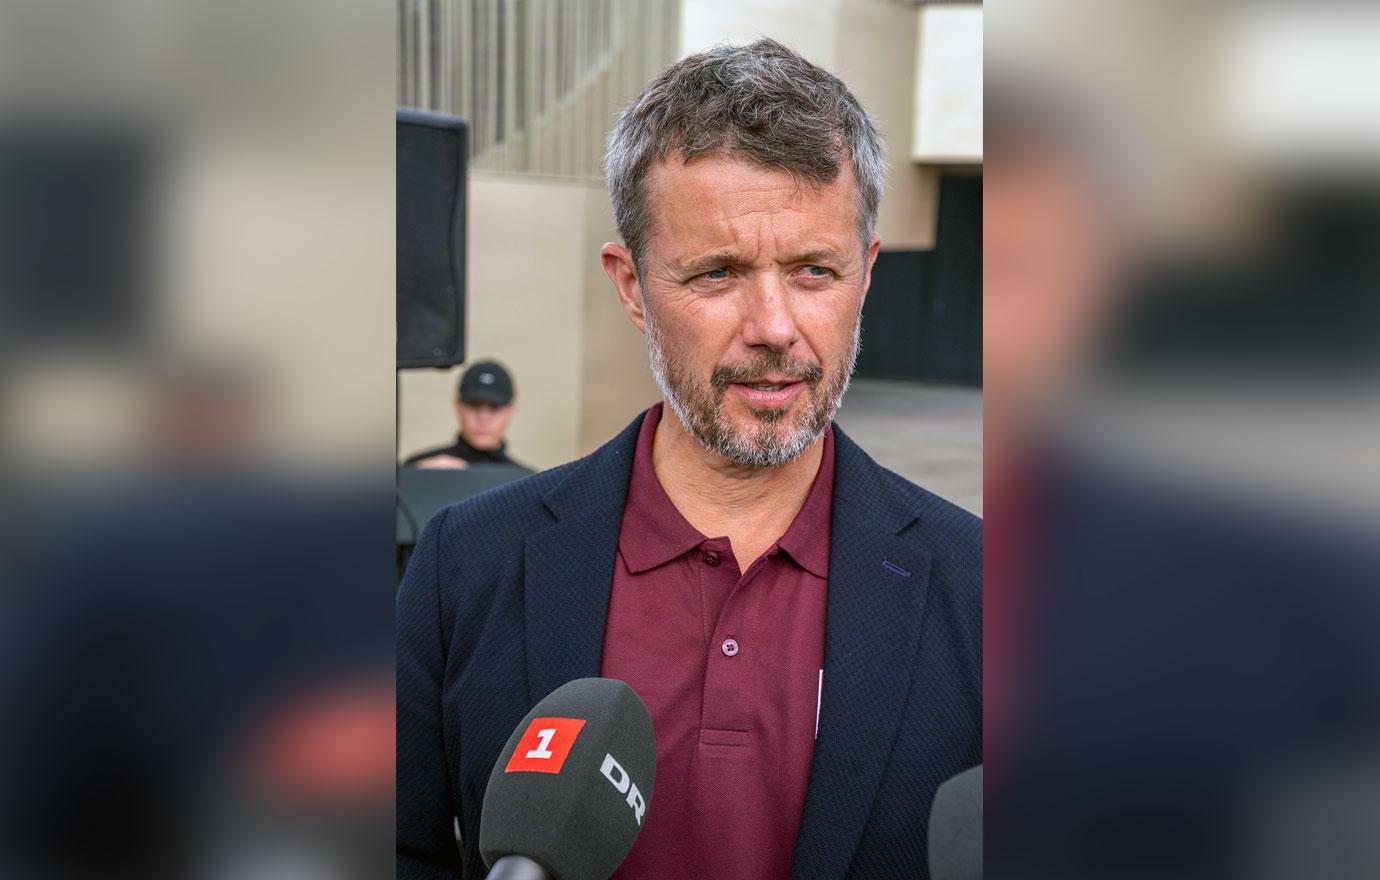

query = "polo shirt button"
[
  {"left": 702, "top": 551, "right": 720, "bottom": 567},
  {"left": 721, "top": 638, "right": 740, "bottom": 657}
]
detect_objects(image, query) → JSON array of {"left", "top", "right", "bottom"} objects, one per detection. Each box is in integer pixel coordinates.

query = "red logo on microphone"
[{"left": 504, "top": 717, "right": 586, "bottom": 774}]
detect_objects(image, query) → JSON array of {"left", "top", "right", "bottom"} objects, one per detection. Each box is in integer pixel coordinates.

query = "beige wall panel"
[
  {"left": 913, "top": 5, "right": 984, "bottom": 163},
  {"left": 679, "top": 0, "right": 844, "bottom": 66},
  {"left": 578, "top": 187, "right": 661, "bottom": 455}
]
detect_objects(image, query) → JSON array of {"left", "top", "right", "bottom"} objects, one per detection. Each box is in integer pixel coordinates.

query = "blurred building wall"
[{"left": 6, "top": 124, "right": 397, "bottom": 472}]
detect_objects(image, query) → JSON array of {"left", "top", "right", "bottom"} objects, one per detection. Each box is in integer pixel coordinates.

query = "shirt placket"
[{"left": 697, "top": 539, "right": 767, "bottom": 741}]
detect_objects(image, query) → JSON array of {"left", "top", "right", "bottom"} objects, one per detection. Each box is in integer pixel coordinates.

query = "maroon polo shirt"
[{"left": 601, "top": 403, "right": 833, "bottom": 880}]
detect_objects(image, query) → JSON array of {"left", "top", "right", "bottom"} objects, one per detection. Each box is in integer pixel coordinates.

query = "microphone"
[
  {"left": 928, "top": 765, "right": 982, "bottom": 880},
  {"left": 480, "top": 678, "right": 657, "bottom": 880}
]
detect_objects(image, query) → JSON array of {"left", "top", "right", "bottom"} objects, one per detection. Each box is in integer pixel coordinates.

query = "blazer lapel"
[
  {"left": 524, "top": 413, "right": 643, "bottom": 706},
  {"left": 791, "top": 426, "right": 932, "bottom": 880}
]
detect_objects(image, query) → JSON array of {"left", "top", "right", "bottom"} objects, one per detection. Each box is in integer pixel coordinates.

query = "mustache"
[{"left": 711, "top": 354, "right": 825, "bottom": 390}]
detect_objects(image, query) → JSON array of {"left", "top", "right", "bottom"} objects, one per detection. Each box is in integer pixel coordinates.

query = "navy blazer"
[{"left": 397, "top": 411, "right": 982, "bottom": 879}]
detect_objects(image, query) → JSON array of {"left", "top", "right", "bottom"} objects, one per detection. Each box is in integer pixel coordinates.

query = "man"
[
  {"left": 397, "top": 40, "right": 981, "bottom": 880},
  {"left": 404, "top": 360, "right": 525, "bottom": 469}
]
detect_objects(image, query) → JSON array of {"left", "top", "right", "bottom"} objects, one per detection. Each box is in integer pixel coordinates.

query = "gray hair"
[{"left": 604, "top": 38, "right": 886, "bottom": 268}]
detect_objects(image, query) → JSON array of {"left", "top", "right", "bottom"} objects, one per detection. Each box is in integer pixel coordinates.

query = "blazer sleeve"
[{"left": 396, "top": 507, "right": 465, "bottom": 879}]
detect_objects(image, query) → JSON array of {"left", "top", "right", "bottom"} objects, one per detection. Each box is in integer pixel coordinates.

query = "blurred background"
[
  {"left": 985, "top": 2, "right": 1380, "bottom": 878},
  {"left": 394, "top": 0, "right": 984, "bottom": 514},
  {"left": 1, "top": 2, "right": 395, "bottom": 879}
]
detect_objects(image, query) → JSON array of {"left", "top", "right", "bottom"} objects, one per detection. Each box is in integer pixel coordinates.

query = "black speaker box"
[{"left": 397, "top": 109, "right": 467, "bottom": 369}]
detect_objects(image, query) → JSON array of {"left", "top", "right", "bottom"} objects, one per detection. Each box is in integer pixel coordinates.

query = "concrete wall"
[
  {"left": 913, "top": 4, "right": 984, "bottom": 162},
  {"left": 578, "top": 186, "right": 662, "bottom": 453}
]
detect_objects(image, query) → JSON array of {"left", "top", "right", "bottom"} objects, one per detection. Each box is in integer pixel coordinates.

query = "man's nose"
[{"left": 740, "top": 276, "right": 800, "bottom": 352}]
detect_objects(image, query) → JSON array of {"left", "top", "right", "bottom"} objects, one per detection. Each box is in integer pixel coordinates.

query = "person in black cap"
[{"left": 403, "top": 360, "right": 527, "bottom": 469}]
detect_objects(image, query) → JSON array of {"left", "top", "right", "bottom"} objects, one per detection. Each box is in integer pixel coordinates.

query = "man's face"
[
  {"left": 456, "top": 400, "right": 514, "bottom": 450},
  {"left": 605, "top": 154, "right": 879, "bottom": 468}
]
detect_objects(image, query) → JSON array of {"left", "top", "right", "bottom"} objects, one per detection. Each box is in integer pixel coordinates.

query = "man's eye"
[
  {"left": 804, "top": 265, "right": 832, "bottom": 277},
  {"left": 702, "top": 267, "right": 730, "bottom": 280}
]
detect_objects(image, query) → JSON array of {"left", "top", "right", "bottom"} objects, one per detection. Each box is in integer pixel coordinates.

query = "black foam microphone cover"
[
  {"left": 480, "top": 678, "right": 656, "bottom": 880},
  {"left": 929, "top": 764, "right": 983, "bottom": 880}
]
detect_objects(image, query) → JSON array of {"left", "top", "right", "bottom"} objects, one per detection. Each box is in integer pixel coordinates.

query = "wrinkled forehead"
[{"left": 640, "top": 153, "right": 864, "bottom": 259}]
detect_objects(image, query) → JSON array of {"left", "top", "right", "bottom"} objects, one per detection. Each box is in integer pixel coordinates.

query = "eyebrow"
[
  {"left": 675, "top": 251, "right": 741, "bottom": 276},
  {"left": 780, "top": 248, "right": 848, "bottom": 267},
  {"left": 674, "top": 248, "right": 848, "bottom": 276}
]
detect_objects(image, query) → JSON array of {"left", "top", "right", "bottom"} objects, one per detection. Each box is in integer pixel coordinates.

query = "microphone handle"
[{"left": 486, "top": 855, "right": 552, "bottom": 880}]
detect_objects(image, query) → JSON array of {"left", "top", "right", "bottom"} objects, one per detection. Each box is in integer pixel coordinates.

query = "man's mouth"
[
  {"left": 726, "top": 377, "right": 805, "bottom": 409},
  {"left": 731, "top": 374, "right": 801, "bottom": 389}
]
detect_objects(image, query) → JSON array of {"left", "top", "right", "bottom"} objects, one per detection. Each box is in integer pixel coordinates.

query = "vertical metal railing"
[{"left": 398, "top": 0, "right": 680, "bottom": 180}]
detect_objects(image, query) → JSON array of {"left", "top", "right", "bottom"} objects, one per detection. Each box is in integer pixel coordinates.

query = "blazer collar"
[
  {"left": 523, "top": 411, "right": 644, "bottom": 706},
  {"left": 791, "top": 425, "right": 934, "bottom": 880}
]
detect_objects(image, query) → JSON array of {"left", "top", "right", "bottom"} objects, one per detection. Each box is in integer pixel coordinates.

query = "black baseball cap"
[{"left": 458, "top": 360, "right": 515, "bottom": 406}]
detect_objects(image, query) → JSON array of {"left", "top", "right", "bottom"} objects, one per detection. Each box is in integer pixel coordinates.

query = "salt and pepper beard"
[{"left": 644, "top": 300, "right": 861, "bottom": 468}]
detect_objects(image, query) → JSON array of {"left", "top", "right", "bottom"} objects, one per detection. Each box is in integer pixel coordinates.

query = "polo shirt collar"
[
  {"left": 619, "top": 404, "right": 707, "bottom": 574},
  {"left": 774, "top": 425, "right": 834, "bottom": 579},
  {"left": 618, "top": 402, "right": 836, "bottom": 579}
]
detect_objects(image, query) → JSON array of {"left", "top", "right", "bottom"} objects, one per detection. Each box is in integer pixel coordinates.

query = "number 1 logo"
[
  {"left": 505, "top": 717, "right": 586, "bottom": 774},
  {"left": 525, "top": 727, "right": 557, "bottom": 760}
]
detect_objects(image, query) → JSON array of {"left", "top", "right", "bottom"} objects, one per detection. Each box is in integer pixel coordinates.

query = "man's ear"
[
  {"left": 601, "top": 242, "right": 647, "bottom": 334},
  {"left": 860, "top": 232, "right": 882, "bottom": 307},
  {"left": 452, "top": 397, "right": 465, "bottom": 426}
]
